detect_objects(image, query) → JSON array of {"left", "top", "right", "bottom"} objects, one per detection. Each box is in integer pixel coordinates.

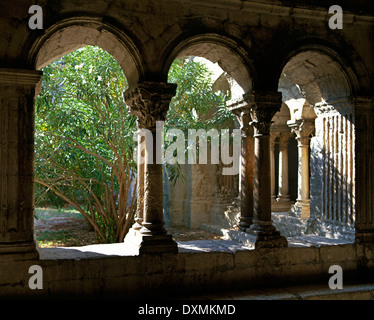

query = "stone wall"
[
  {"left": 309, "top": 101, "right": 356, "bottom": 240},
  {"left": 1, "top": 242, "right": 373, "bottom": 299}
]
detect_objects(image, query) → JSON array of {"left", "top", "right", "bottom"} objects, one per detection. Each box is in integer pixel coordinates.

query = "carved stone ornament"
[
  {"left": 288, "top": 119, "right": 315, "bottom": 147},
  {"left": 243, "top": 91, "right": 282, "bottom": 136},
  {"left": 228, "top": 99, "right": 253, "bottom": 137},
  {"left": 124, "top": 82, "right": 177, "bottom": 129}
]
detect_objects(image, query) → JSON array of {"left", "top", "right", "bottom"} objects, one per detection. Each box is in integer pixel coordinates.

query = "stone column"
[
  {"left": 134, "top": 130, "right": 145, "bottom": 230},
  {"left": 275, "top": 132, "right": 294, "bottom": 210},
  {"left": 0, "top": 68, "right": 43, "bottom": 260},
  {"left": 288, "top": 120, "right": 315, "bottom": 220},
  {"left": 244, "top": 91, "right": 287, "bottom": 248},
  {"left": 270, "top": 133, "right": 278, "bottom": 205},
  {"left": 229, "top": 100, "right": 254, "bottom": 231},
  {"left": 124, "top": 82, "right": 178, "bottom": 254},
  {"left": 353, "top": 96, "right": 374, "bottom": 244}
]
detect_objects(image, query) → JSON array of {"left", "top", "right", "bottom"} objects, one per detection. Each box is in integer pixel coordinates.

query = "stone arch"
[
  {"left": 277, "top": 47, "right": 357, "bottom": 241},
  {"left": 161, "top": 33, "right": 255, "bottom": 93},
  {"left": 28, "top": 17, "right": 144, "bottom": 87},
  {"left": 276, "top": 41, "right": 363, "bottom": 105},
  {"left": 159, "top": 34, "right": 254, "bottom": 230}
]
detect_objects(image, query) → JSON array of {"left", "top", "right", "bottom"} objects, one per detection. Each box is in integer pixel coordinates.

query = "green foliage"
[
  {"left": 166, "top": 57, "right": 234, "bottom": 184},
  {"left": 35, "top": 46, "right": 137, "bottom": 243},
  {"left": 35, "top": 48, "right": 234, "bottom": 243},
  {"left": 167, "top": 57, "right": 233, "bottom": 131}
]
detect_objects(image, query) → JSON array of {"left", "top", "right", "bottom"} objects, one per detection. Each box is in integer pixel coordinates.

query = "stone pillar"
[
  {"left": 288, "top": 120, "right": 315, "bottom": 220},
  {"left": 0, "top": 68, "right": 43, "bottom": 260},
  {"left": 124, "top": 82, "right": 178, "bottom": 254},
  {"left": 133, "top": 130, "right": 145, "bottom": 231},
  {"left": 270, "top": 133, "right": 278, "bottom": 204},
  {"left": 353, "top": 96, "right": 374, "bottom": 244},
  {"left": 244, "top": 91, "right": 287, "bottom": 248},
  {"left": 275, "top": 133, "right": 294, "bottom": 210},
  {"left": 229, "top": 100, "right": 254, "bottom": 231}
]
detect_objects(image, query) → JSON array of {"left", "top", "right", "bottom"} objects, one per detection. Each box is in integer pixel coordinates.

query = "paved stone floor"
[{"left": 40, "top": 234, "right": 351, "bottom": 259}]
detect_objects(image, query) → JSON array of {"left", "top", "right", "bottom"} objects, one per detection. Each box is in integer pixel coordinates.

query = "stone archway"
[
  {"left": 161, "top": 35, "right": 255, "bottom": 232},
  {"left": 277, "top": 49, "right": 356, "bottom": 241},
  {"left": 29, "top": 18, "right": 143, "bottom": 87},
  {"left": 0, "top": 19, "right": 144, "bottom": 259}
]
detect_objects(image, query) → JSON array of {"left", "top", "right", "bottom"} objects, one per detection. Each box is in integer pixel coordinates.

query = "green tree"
[
  {"left": 166, "top": 57, "right": 234, "bottom": 184},
  {"left": 35, "top": 46, "right": 137, "bottom": 243},
  {"left": 35, "top": 48, "right": 233, "bottom": 243}
]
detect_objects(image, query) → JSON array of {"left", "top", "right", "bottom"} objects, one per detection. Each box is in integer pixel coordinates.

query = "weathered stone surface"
[{"left": 0, "top": 0, "right": 374, "bottom": 298}]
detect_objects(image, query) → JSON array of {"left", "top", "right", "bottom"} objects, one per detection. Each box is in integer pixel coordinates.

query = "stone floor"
[{"left": 39, "top": 234, "right": 352, "bottom": 260}]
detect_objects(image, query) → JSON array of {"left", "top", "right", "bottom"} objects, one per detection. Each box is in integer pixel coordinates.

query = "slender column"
[
  {"left": 277, "top": 133, "right": 293, "bottom": 203},
  {"left": 353, "top": 96, "right": 374, "bottom": 244},
  {"left": 288, "top": 120, "right": 314, "bottom": 220},
  {"left": 244, "top": 91, "right": 287, "bottom": 248},
  {"left": 133, "top": 131, "right": 145, "bottom": 230},
  {"left": 124, "top": 82, "right": 178, "bottom": 254},
  {"left": 0, "top": 68, "right": 43, "bottom": 260},
  {"left": 229, "top": 100, "right": 254, "bottom": 230},
  {"left": 270, "top": 134, "right": 278, "bottom": 204}
]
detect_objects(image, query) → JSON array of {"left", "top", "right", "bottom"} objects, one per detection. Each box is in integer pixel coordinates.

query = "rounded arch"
[
  {"left": 28, "top": 17, "right": 144, "bottom": 87},
  {"left": 277, "top": 42, "right": 363, "bottom": 105},
  {"left": 161, "top": 34, "right": 255, "bottom": 93}
]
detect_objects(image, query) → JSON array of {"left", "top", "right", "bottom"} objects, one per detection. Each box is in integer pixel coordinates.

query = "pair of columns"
[
  {"left": 126, "top": 87, "right": 288, "bottom": 251},
  {"left": 270, "top": 132, "right": 294, "bottom": 212},
  {"left": 287, "top": 119, "right": 315, "bottom": 220},
  {"left": 1, "top": 68, "right": 373, "bottom": 258},
  {"left": 230, "top": 91, "right": 288, "bottom": 248}
]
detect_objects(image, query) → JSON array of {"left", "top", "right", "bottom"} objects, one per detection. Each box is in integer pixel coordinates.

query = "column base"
[
  {"left": 124, "top": 228, "right": 178, "bottom": 255},
  {"left": 238, "top": 218, "right": 253, "bottom": 231},
  {"left": 0, "top": 238, "right": 40, "bottom": 261},
  {"left": 289, "top": 200, "right": 310, "bottom": 220},
  {"left": 245, "top": 221, "right": 288, "bottom": 248},
  {"left": 272, "top": 198, "right": 294, "bottom": 212}
]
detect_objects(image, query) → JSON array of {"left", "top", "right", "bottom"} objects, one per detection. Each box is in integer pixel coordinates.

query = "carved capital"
[
  {"left": 243, "top": 91, "right": 282, "bottom": 136},
  {"left": 228, "top": 99, "right": 253, "bottom": 137},
  {"left": 288, "top": 119, "right": 315, "bottom": 147},
  {"left": 124, "top": 82, "right": 177, "bottom": 129}
]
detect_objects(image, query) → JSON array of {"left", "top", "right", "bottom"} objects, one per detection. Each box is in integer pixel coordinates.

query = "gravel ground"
[{"left": 34, "top": 210, "right": 222, "bottom": 248}]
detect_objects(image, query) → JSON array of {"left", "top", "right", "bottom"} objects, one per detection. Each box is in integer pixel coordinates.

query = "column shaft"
[
  {"left": 274, "top": 133, "right": 293, "bottom": 211},
  {"left": 142, "top": 126, "right": 166, "bottom": 235},
  {"left": 244, "top": 91, "right": 287, "bottom": 248},
  {"left": 270, "top": 137, "right": 277, "bottom": 202},
  {"left": 0, "top": 69, "right": 42, "bottom": 260},
  {"left": 278, "top": 139, "right": 290, "bottom": 201},
  {"left": 229, "top": 101, "right": 254, "bottom": 231},
  {"left": 124, "top": 82, "right": 178, "bottom": 254},
  {"left": 288, "top": 119, "right": 314, "bottom": 220},
  {"left": 354, "top": 96, "right": 374, "bottom": 244},
  {"left": 134, "top": 132, "right": 145, "bottom": 230}
]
